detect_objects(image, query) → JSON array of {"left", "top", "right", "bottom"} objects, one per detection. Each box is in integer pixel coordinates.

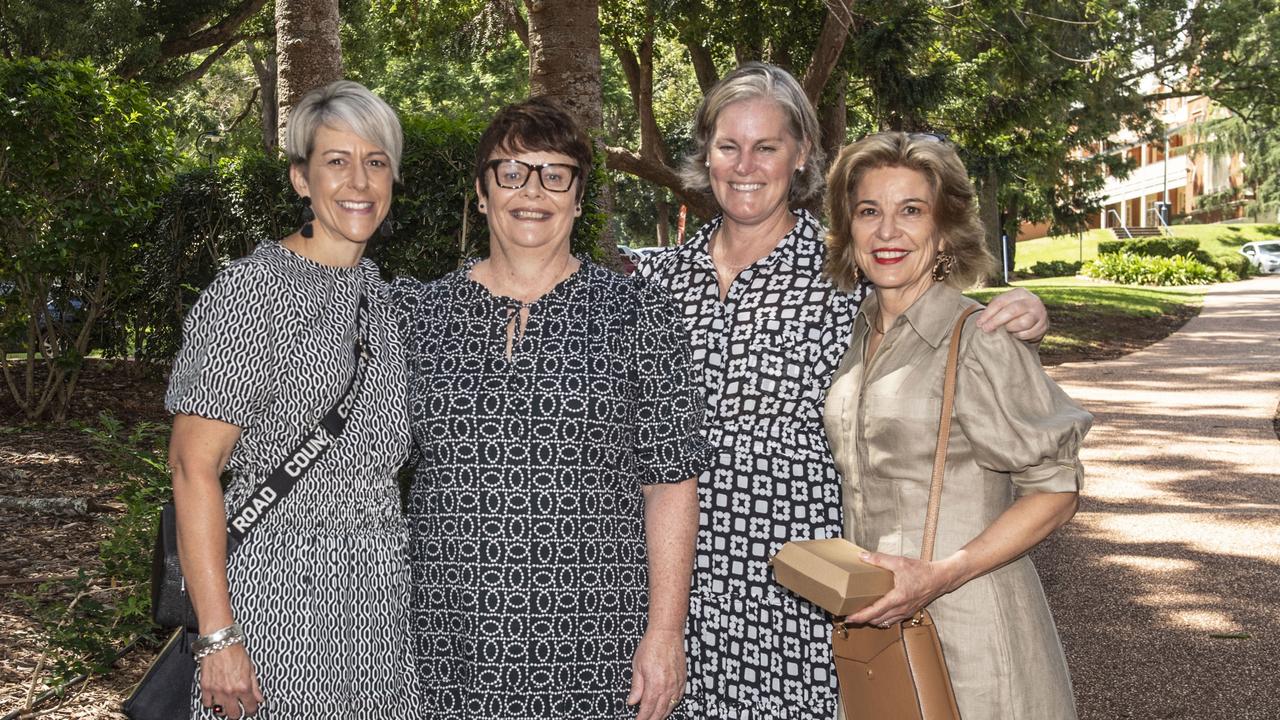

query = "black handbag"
[
  {"left": 122, "top": 628, "right": 196, "bottom": 720},
  {"left": 125, "top": 296, "right": 369, "bottom": 718},
  {"left": 150, "top": 503, "right": 202, "bottom": 631}
]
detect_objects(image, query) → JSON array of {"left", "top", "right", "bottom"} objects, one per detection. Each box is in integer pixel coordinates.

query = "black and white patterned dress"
[
  {"left": 392, "top": 259, "right": 709, "bottom": 720},
  {"left": 638, "top": 210, "right": 868, "bottom": 719},
  {"left": 166, "top": 241, "right": 420, "bottom": 719}
]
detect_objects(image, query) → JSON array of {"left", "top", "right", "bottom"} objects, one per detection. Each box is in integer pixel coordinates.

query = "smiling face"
[
  {"left": 477, "top": 147, "right": 581, "bottom": 253},
  {"left": 706, "top": 97, "right": 807, "bottom": 231},
  {"left": 851, "top": 165, "right": 944, "bottom": 307},
  {"left": 290, "top": 123, "right": 393, "bottom": 248}
]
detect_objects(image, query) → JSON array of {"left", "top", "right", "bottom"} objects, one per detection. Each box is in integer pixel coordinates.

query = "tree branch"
[
  {"left": 685, "top": 41, "right": 718, "bottom": 94},
  {"left": 159, "top": 0, "right": 269, "bottom": 59},
  {"left": 497, "top": 0, "right": 530, "bottom": 48},
  {"left": 159, "top": 35, "right": 244, "bottom": 88},
  {"left": 115, "top": 0, "right": 268, "bottom": 79},
  {"left": 227, "top": 85, "right": 261, "bottom": 132},
  {"left": 604, "top": 146, "right": 716, "bottom": 218},
  {"left": 610, "top": 27, "right": 669, "bottom": 164},
  {"left": 802, "top": 0, "right": 855, "bottom": 106}
]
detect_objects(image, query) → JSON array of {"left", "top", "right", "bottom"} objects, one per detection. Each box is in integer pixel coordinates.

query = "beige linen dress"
[{"left": 823, "top": 283, "right": 1091, "bottom": 720}]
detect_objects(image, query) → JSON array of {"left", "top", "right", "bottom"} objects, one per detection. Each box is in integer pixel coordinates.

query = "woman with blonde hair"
[{"left": 823, "top": 131, "right": 1090, "bottom": 718}]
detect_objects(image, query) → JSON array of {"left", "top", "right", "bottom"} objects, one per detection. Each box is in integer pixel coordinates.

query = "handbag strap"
[
  {"left": 918, "top": 305, "right": 982, "bottom": 564},
  {"left": 225, "top": 294, "right": 370, "bottom": 544}
]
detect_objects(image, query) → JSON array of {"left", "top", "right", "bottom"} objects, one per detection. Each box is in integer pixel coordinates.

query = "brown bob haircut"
[
  {"left": 473, "top": 96, "right": 593, "bottom": 201},
  {"left": 824, "top": 132, "right": 994, "bottom": 293}
]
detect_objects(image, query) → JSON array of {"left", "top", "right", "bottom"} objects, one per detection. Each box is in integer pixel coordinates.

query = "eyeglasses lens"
[{"left": 492, "top": 160, "right": 576, "bottom": 192}]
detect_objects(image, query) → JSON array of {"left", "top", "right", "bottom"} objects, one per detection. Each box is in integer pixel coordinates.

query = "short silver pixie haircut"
[
  {"left": 284, "top": 80, "right": 403, "bottom": 180},
  {"left": 680, "top": 62, "right": 825, "bottom": 207}
]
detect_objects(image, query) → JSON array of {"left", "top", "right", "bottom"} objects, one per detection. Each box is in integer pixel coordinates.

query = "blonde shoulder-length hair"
[{"left": 824, "top": 132, "right": 994, "bottom": 292}]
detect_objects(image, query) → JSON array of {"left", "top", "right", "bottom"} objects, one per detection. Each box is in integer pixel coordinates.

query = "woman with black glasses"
[{"left": 392, "top": 97, "right": 709, "bottom": 720}]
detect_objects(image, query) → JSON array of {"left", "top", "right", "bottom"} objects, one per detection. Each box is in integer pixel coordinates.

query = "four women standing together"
[{"left": 166, "top": 62, "right": 1086, "bottom": 720}]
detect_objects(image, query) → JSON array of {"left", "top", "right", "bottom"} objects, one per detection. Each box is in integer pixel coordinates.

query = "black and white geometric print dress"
[
  {"left": 638, "top": 209, "right": 868, "bottom": 720},
  {"left": 166, "top": 241, "right": 420, "bottom": 719},
  {"left": 391, "top": 259, "right": 710, "bottom": 720}
]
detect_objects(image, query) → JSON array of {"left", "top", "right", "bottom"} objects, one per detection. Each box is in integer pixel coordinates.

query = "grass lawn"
[
  {"left": 968, "top": 277, "right": 1204, "bottom": 364},
  {"left": 1013, "top": 223, "right": 1280, "bottom": 271}
]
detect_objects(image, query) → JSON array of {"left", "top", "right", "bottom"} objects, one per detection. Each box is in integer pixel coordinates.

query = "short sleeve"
[
  {"left": 954, "top": 322, "right": 1092, "bottom": 494},
  {"left": 631, "top": 282, "right": 711, "bottom": 485},
  {"left": 165, "top": 263, "right": 279, "bottom": 428}
]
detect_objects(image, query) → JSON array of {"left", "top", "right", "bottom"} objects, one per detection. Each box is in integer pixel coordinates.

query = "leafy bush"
[
  {"left": 1026, "top": 260, "right": 1083, "bottom": 278},
  {"left": 1096, "top": 237, "right": 1199, "bottom": 257},
  {"left": 125, "top": 114, "right": 608, "bottom": 363},
  {"left": 0, "top": 58, "right": 173, "bottom": 419},
  {"left": 1082, "top": 252, "right": 1219, "bottom": 285},
  {"left": 25, "top": 414, "right": 170, "bottom": 684}
]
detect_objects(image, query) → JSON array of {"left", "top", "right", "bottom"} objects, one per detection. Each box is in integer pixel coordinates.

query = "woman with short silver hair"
[
  {"left": 639, "top": 62, "right": 1049, "bottom": 719},
  {"left": 166, "top": 79, "right": 418, "bottom": 719}
]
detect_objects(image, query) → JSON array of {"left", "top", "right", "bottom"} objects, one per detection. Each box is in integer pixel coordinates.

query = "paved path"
[{"left": 1039, "top": 274, "right": 1280, "bottom": 719}]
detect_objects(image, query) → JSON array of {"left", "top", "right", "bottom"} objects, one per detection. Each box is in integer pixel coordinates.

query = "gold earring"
[{"left": 932, "top": 252, "right": 956, "bottom": 282}]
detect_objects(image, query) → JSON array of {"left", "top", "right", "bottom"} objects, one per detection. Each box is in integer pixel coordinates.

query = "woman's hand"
[
  {"left": 627, "top": 628, "right": 687, "bottom": 720},
  {"left": 842, "top": 551, "right": 958, "bottom": 627},
  {"left": 977, "top": 287, "right": 1048, "bottom": 342},
  {"left": 200, "top": 643, "right": 264, "bottom": 718}
]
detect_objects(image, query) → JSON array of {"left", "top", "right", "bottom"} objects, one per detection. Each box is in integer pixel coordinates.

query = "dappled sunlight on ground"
[{"left": 1039, "top": 275, "right": 1280, "bottom": 719}]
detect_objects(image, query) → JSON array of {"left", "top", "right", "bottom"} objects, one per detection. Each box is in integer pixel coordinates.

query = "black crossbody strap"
[{"left": 226, "top": 294, "right": 370, "bottom": 544}]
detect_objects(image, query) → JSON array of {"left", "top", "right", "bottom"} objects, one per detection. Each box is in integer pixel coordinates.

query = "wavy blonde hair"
[{"left": 824, "top": 132, "right": 994, "bottom": 292}]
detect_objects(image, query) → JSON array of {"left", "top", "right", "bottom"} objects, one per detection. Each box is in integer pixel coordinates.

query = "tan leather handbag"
[{"left": 832, "top": 306, "right": 980, "bottom": 720}]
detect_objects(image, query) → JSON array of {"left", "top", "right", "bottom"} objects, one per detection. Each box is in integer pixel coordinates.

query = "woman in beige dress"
[{"left": 821, "top": 131, "right": 1091, "bottom": 719}]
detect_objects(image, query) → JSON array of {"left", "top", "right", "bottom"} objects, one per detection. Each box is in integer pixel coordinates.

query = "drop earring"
[
  {"left": 380, "top": 212, "right": 394, "bottom": 238},
  {"left": 300, "top": 196, "right": 315, "bottom": 238}
]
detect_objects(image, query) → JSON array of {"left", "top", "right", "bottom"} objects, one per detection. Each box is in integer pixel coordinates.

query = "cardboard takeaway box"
[{"left": 770, "top": 538, "right": 895, "bottom": 616}]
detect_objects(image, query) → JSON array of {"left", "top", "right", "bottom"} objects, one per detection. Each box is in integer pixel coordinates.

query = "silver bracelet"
[{"left": 192, "top": 622, "right": 245, "bottom": 660}]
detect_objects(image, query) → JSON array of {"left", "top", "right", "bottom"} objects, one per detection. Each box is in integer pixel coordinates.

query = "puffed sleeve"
[
  {"left": 954, "top": 321, "right": 1092, "bottom": 494},
  {"left": 165, "top": 262, "right": 279, "bottom": 427},
  {"left": 631, "top": 281, "right": 712, "bottom": 485}
]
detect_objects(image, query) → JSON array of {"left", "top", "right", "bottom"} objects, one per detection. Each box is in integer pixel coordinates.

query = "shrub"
[
  {"left": 1082, "top": 252, "right": 1219, "bottom": 285},
  {"left": 1026, "top": 260, "right": 1083, "bottom": 278},
  {"left": 0, "top": 58, "right": 173, "bottom": 419},
  {"left": 1097, "top": 237, "right": 1199, "bottom": 258}
]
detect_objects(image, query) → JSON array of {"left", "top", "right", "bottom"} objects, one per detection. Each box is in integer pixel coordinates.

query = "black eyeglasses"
[{"left": 486, "top": 159, "right": 581, "bottom": 193}]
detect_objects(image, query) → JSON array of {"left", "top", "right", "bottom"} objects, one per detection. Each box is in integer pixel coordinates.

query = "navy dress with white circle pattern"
[
  {"left": 393, "top": 260, "right": 710, "bottom": 719},
  {"left": 638, "top": 210, "right": 868, "bottom": 719},
  {"left": 166, "top": 241, "right": 419, "bottom": 719}
]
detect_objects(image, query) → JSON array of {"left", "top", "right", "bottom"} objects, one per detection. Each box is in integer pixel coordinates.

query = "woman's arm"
[
  {"left": 170, "top": 413, "right": 264, "bottom": 718},
  {"left": 628, "top": 477, "right": 698, "bottom": 720},
  {"left": 844, "top": 491, "right": 1078, "bottom": 627}
]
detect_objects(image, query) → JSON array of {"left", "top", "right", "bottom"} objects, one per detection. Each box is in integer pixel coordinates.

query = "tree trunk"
[
  {"left": 275, "top": 0, "right": 343, "bottom": 148},
  {"left": 979, "top": 166, "right": 1007, "bottom": 286},
  {"left": 655, "top": 197, "right": 670, "bottom": 246},
  {"left": 246, "top": 39, "right": 279, "bottom": 152},
  {"left": 525, "top": 0, "right": 602, "bottom": 130},
  {"left": 818, "top": 68, "right": 847, "bottom": 172}
]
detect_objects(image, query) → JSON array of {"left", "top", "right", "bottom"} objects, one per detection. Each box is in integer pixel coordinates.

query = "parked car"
[
  {"left": 617, "top": 245, "right": 640, "bottom": 275},
  {"left": 1238, "top": 241, "right": 1280, "bottom": 274}
]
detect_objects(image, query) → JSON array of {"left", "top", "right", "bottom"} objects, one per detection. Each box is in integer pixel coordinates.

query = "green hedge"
[
  {"left": 126, "top": 114, "right": 607, "bottom": 362},
  {"left": 1096, "top": 237, "right": 1200, "bottom": 257},
  {"left": 1082, "top": 252, "right": 1221, "bottom": 285},
  {"left": 1025, "top": 260, "right": 1083, "bottom": 278}
]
